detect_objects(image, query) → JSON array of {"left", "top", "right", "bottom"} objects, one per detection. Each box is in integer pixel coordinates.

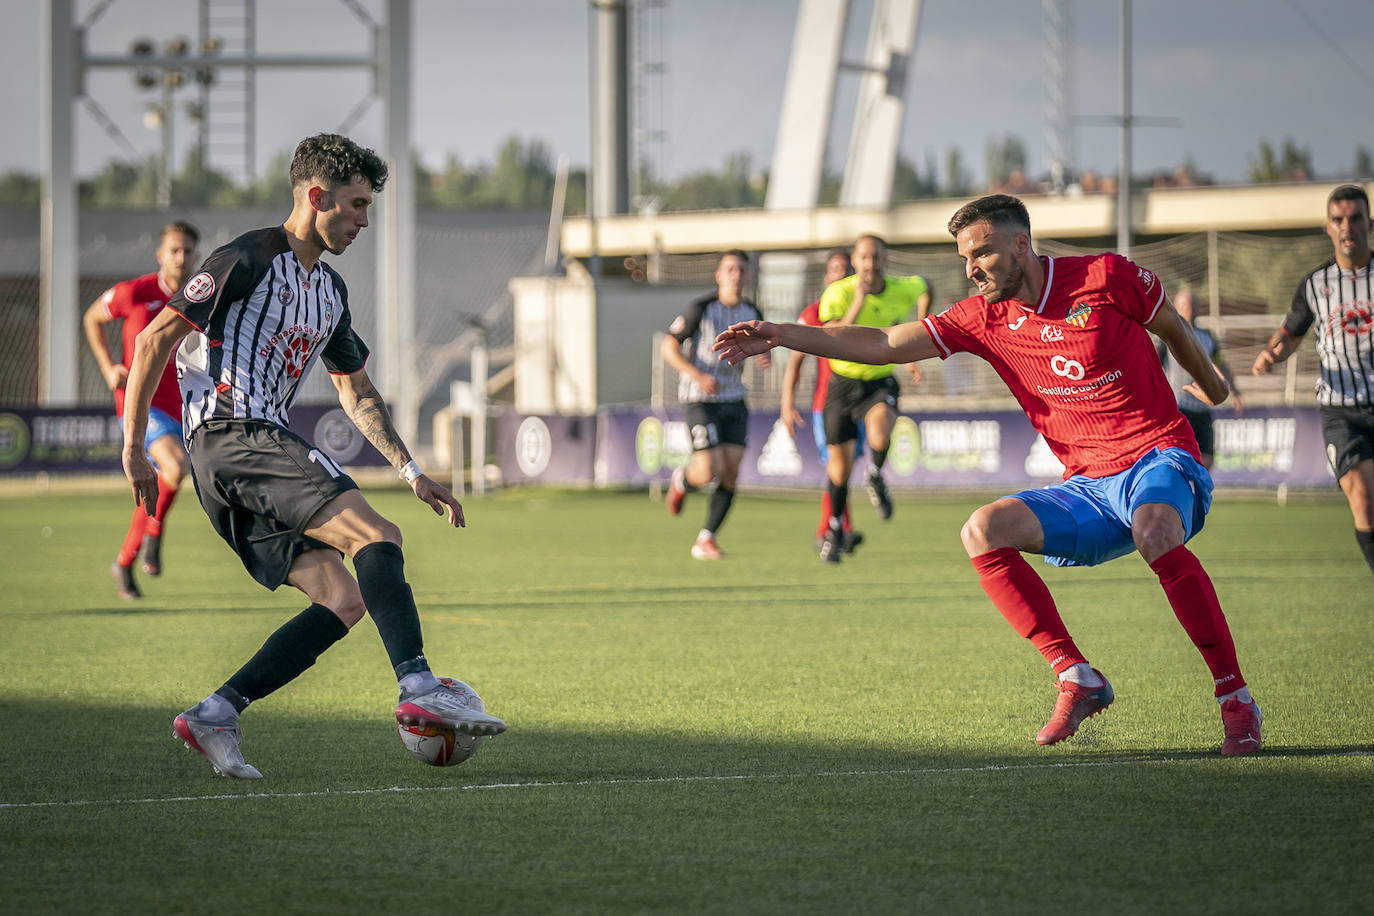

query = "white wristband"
[{"left": 399, "top": 459, "right": 423, "bottom": 483}]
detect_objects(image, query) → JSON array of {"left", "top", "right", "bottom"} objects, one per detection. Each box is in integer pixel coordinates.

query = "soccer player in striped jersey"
[
  {"left": 82, "top": 221, "right": 199, "bottom": 599},
  {"left": 662, "top": 250, "right": 768, "bottom": 559},
  {"left": 1253, "top": 183, "right": 1374, "bottom": 576},
  {"left": 120, "top": 134, "right": 506, "bottom": 779},
  {"left": 716, "top": 194, "right": 1263, "bottom": 756}
]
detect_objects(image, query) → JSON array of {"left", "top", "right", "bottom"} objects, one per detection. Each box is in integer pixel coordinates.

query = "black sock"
[
  {"left": 705, "top": 486, "right": 734, "bottom": 533},
  {"left": 1357, "top": 529, "right": 1374, "bottom": 575},
  {"left": 870, "top": 447, "right": 888, "bottom": 472},
  {"left": 354, "top": 541, "right": 429, "bottom": 678},
  {"left": 828, "top": 481, "right": 848, "bottom": 528},
  {"left": 220, "top": 603, "right": 348, "bottom": 710}
]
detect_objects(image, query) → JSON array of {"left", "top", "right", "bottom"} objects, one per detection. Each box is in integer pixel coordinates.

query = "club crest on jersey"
[
  {"left": 283, "top": 335, "right": 313, "bottom": 378},
  {"left": 1066, "top": 302, "right": 1092, "bottom": 328},
  {"left": 184, "top": 272, "right": 215, "bottom": 303},
  {"left": 279, "top": 286, "right": 294, "bottom": 306},
  {"left": 1320, "top": 286, "right": 1333, "bottom": 298}
]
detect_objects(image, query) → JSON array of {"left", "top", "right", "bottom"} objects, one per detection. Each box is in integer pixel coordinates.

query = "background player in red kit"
[
  {"left": 82, "top": 221, "right": 199, "bottom": 599},
  {"left": 716, "top": 194, "right": 1263, "bottom": 756},
  {"left": 779, "top": 248, "right": 862, "bottom": 553}
]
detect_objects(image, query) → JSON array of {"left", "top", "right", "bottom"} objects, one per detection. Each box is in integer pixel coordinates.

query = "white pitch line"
[{"left": 2, "top": 751, "right": 1370, "bottom": 811}]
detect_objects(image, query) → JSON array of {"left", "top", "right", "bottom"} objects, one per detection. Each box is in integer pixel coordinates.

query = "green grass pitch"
[{"left": 1, "top": 485, "right": 1371, "bottom": 914}]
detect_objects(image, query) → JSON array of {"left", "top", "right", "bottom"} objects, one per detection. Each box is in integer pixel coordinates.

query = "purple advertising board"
[{"left": 0, "top": 405, "right": 388, "bottom": 475}]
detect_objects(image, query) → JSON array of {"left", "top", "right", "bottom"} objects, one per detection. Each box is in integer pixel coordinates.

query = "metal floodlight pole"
[
  {"left": 1117, "top": 0, "right": 1132, "bottom": 258},
  {"left": 41, "top": 1, "right": 415, "bottom": 436}
]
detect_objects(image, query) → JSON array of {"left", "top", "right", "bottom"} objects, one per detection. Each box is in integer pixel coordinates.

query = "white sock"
[
  {"left": 199, "top": 693, "right": 237, "bottom": 721},
  {"left": 697, "top": 529, "right": 713, "bottom": 542},
  {"left": 399, "top": 671, "right": 441, "bottom": 698},
  {"left": 1058, "top": 663, "right": 1104, "bottom": 688},
  {"left": 1217, "top": 686, "right": 1253, "bottom": 706}
]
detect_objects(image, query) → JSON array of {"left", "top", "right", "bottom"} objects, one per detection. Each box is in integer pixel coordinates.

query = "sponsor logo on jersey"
[
  {"left": 1007, "top": 314, "right": 1028, "bottom": 330},
  {"left": 1040, "top": 325, "right": 1064, "bottom": 343},
  {"left": 279, "top": 286, "right": 294, "bottom": 306},
  {"left": 1066, "top": 302, "right": 1092, "bottom": 328},
  {"left": 1137, "top": 266, "right": 1155, "bottom": 287},
  {"left": 1050, "top": 355, "right": 1085, "bottom": 380},
  {"left": 184, "top": 272, "right": 215, "bottom": 303},
  {"left": 144, "top": 299, "right": 163, "bottom": 311},
  {"left": 282, "top": 335, "right": 313, "bottom": 378}
]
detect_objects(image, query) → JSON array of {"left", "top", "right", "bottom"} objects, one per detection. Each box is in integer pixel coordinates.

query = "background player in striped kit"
[
  {"left": 82, "top": 221, "right": 199, "bottom": 599},
  {"left": 120, "top": 134, "right": 505, "bottom": 779},
  {"left": 1253, "top": 183, "right": 1374, "bottom": 576},
  {"left": 779, "top": 248, "right": 863, "bottom": 554},
  {"left": 662, "top": 250, "right": 767, "bottom": 559},
  {"left": 716, "top": 194, "right": 1263, "bottom": 756}
]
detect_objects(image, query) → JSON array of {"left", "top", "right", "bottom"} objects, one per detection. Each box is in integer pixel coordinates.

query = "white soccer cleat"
[
  {"left": 396, "top": 679, "right": 507, "bottom": 737},
  {"left": 172, "top": 702, "right": 264, "bottom": 779}
]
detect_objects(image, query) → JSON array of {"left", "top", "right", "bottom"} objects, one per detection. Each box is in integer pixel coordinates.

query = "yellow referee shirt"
[{"left": 818, "top": 274, "right": 929, "bottom": 380}]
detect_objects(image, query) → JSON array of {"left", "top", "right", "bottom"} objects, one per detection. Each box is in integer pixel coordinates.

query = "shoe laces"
[{"left": 1221, "top": 700, "right": 1258, "bottom": 738}]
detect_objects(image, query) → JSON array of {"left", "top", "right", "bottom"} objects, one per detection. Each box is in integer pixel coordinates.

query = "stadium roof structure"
[{"left": 561, "top": 180, "right": 1374, "bottom": 258}]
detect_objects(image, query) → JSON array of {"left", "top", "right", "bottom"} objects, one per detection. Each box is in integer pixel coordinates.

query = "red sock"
[
  {"left": 817, "top": 490, "right": 832, "bottom": 538},
  {"left": 146, "top": 477, "right": 180, "bottom": 537},
  {"left": 116, "top": 507, "right": 147, "bottom": 567},
  {"left": 1148, "top": 545, "right": 1245, "bottom": 696},
  {"left": 842, "top": 503, "right": 853, "bottom": 533},
  {"left": 971, "top": 547, "right": 1085, "bottom": 674}
]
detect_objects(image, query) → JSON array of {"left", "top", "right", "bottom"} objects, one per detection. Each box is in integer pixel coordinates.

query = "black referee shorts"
[
  {"left": 1320, "top": 404, "right": 1374, "bottom": 479},
  {"left": 823, "top": 375, "right": 899, "bottom": 445},
  {"left": 187, "top": 418, "right": 359, "bottom": 590}
]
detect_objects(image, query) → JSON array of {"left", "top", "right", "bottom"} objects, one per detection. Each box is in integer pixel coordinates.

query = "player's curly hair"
[
  {"left": 289, "top": 133, "right": 389, "bottom": 192},
  {"left": 946, "top": 194, "right": 1031, "bottom": 238}
]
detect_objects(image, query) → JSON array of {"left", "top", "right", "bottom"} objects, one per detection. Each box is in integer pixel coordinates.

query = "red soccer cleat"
[
  {"left": 1220, "top": 697, "right": 1263, "bottom": 756},
  {"left": 1036, "top": 669, "right": 1114, "bottom": 746},
  {"left": 666, "top": 468, "right": 686, "bottom": 516},
  {"left": 691, "top": 533, "right": 722, "bottom": 560}
]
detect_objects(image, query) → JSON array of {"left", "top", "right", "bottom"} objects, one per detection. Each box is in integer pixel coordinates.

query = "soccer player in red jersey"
[
  {"left": 715, "top": 194, "right": 1263, "bottom": 756},
  {"left": 83, "top": 221, "right": 200, "bottom": 599},
  {"left": 779, "top": 248, "right": 863, "bottom": 553}
]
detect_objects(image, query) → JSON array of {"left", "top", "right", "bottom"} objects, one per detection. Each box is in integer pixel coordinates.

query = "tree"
[
  {"left": 661, "top": 151, "right": 764, "bottom": 211},
  {"left": 985, "top": 134, "right": 1027, "bottom": 189},
  {"left": 891, "top": 152, "right": 939, "bottom": 202},
  {"left": 0, "top": 170, "right": 40, "bottom": 206},
  {"left": 942, "top": 147, "right": 971, "bottom": 198},
  {"left": 1354, "top": 146, "right": 1372, "bottom": 180},
  {"left": 1247, "top": 137, "right": 1313, "bottom": 183}
]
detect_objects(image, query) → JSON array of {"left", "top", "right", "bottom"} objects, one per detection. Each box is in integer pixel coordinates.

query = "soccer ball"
[{"left": 396, "top": 677, "right": 487, "bottom": 767}]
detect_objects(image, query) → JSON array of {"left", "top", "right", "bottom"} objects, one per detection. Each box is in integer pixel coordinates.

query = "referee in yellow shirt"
[{"left": 815, "top": 234, "right": 931, "bottom": 562}]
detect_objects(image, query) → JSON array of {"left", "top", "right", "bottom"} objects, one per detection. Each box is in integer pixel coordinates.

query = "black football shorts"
[
  {"left": 823, "top": 375, "right": 899, "bottom": 445},
  {"left": 187, "top": 418, "right": 359, "bottom": 589},
  {"left": 1319, "top": 404, "right": 1374, "bottom": 479},
  {"left": 683, "top": 400, "right": 749, "bottom": 451}
]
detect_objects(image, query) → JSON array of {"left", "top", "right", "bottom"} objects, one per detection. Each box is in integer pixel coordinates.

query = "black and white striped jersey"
[
  {"left": 1284, "top": 257, "right": 1374, "bottom": 407},
  {"left": 166, "top": 226, "right": 370, "bottom": 439},
  {"left": 667, "top": 294, "right": 763, "bottom": 403}
]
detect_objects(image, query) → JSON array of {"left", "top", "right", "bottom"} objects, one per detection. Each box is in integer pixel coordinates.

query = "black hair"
[
  {"left": 946, "top": 194, "right": 1031, "bottom": 238},
  {"left": 289, "top": 133, "right": 389, "bottom": 193}
]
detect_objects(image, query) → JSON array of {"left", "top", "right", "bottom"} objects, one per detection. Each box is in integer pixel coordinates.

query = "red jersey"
[
  {"left": 798, "top": 301, "right": 834, "bottom": 411},
  {"left": 923, "top": 253, "right": 1199, "bottom": 478},
  {"left": 98, "top": 271, "right": 183, "bottom": 420}
]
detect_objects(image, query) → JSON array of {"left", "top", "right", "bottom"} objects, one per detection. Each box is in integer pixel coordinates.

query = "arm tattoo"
[{"left": 345, "top": 380, "right": 410, "bottom": 469}]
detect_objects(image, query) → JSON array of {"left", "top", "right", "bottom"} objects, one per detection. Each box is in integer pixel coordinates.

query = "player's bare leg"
[
  {"left": 1337, "top": 458, "right": 1374, "bottom": 574},
  {"left": 962, "top": 499, "right": 1111, "bottom": 745}
]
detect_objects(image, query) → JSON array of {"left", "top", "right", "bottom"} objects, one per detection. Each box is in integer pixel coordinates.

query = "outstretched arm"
[
  {"left": 1148, "top": 300, "right": 1228, "bottom": 406},
  {"left": 714, "top": 317, "right": 941, "bottom": 367},
  {"left": 331, "top": 368, "right": 465, "bottom": 528}
]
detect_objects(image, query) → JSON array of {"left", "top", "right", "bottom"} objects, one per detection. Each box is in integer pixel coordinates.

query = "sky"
[{"left": 4, "top": 0, "right": 1372, "bottom": 192}]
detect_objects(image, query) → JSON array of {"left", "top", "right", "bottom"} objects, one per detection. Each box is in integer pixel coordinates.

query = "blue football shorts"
[
  {"left": 143, "top": 406, "right": 183, "bottom": 467},
  {"left": 810, "top": 410, "right": 865, "bottom": 466},
  {"left": 1011, "top": 447, "right": 1213, "bottom": 568}
]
